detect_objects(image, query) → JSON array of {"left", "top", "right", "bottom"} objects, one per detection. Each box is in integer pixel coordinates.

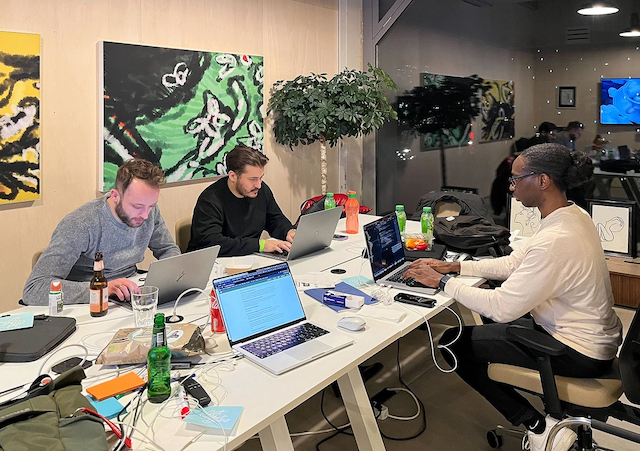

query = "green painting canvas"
[{"left": 100, "top": 41, "right": 263, "bottom": 190}]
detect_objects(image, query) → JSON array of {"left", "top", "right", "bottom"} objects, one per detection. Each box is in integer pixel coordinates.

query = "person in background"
[
  {"left": 554, "top": 121, "right": 583, "bottom": 151},
  {"left": 403, "top": 143, "right": 621, "bottom": 451},
  {"left": 23, "top": 159, "right": 180, "bottom": 305},
  {"left": 528, "top": 121, "right": 557, "bottom": 147},
  {"left": 187, "top": 145, "right": 295, "bottom": 257}
]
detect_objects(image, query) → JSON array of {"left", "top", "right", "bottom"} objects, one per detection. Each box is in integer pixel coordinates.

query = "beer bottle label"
[{"left": 90, "top": 289, "right": 108, "bottom": 313}]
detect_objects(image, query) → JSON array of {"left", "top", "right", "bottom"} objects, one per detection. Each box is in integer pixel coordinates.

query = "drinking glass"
[{"left": 132, "top": 286, "right": 159, "bottom": 328}]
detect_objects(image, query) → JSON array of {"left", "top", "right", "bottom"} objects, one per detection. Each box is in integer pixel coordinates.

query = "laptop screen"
[
  {"left": 213, "top": 262, "right": 306, "bottom": 345},
  {"left": 363, "top": 214, "right": 406, "bottom": 280}
]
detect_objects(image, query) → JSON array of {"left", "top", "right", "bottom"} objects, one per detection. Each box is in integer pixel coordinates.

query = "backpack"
[
  {"left": 0, "top": 367, "right": 110, "bottom": 451},
  {"left": 434, "top": 215, "right": 512, "bottom": 257}
]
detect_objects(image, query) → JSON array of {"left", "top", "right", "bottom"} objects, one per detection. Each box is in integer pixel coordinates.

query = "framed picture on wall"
[
  {"left": 507, "top": 195, "right": 541, "bottom": 238},
  {"left": 558, "top": 86, "right": 576, "bottom": 108},
  {"left": 588, "top": 199, "right": 637, "bottom": 258}
]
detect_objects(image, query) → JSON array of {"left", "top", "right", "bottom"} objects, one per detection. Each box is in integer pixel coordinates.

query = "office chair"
[
  {"left": 485, "top": 303, "right": 640, "bottom": 450},
  {"left": 174, "top": 216, "right": 192, "bottom": 253}
]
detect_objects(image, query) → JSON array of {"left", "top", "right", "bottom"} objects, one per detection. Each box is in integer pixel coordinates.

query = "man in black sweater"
[{"left": 187, "top": 145, "right": 295, "bottom": 256}]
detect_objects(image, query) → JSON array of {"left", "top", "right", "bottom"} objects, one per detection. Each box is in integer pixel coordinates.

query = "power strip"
[{"left": 373, "top": 403, "right": 389, "bottom": 420}]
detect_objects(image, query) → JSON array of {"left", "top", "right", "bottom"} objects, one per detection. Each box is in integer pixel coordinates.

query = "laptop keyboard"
[
  {"left": 387, "top": 267, "right": 408, "bottom": 282},
  {"left": 241, "top": 323, "right": 329, "bottom": 359},
  {"left": 263, "top": 249, "right": 289, "bottom": 261}
]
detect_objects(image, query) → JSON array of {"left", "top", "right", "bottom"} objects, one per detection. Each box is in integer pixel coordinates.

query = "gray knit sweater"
[{"left": 22, "top": 194, "right": 181, "bottom": 305}]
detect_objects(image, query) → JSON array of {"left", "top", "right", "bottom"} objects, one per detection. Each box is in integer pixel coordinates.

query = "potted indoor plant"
[{"left": 268, "top": 64, "right": 398, "bottom": 194}]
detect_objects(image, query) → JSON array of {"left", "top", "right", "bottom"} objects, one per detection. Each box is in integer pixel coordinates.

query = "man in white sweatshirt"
[{"left": 404, "top": 143, "right": 621, "bottom": 451}]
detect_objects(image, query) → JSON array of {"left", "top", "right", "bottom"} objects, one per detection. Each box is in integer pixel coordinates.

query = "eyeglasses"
[{"left": 508, "top": 172, "right": 537, "bottom": 187}]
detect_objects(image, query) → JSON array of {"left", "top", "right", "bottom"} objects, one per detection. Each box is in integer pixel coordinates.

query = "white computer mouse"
[{"left": 337, "top": 316, "right": 366, "bottom": 332}]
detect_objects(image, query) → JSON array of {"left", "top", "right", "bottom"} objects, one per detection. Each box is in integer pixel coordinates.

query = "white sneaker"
[{"left": 523, "top": 416, "right": 577, "bottom": 451}]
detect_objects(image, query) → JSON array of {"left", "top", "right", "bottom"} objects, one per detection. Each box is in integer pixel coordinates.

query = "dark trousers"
[{"left": 440, "top": 318, "right": 613, "bottom": 426}]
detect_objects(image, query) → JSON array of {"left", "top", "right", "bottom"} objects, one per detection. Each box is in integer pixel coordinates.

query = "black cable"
[
  {"left": 319, "top": 388, "right": 353, "bottom": 436},
  {"left": 315, "top": 429, "right": 343, "bottom": 451}
]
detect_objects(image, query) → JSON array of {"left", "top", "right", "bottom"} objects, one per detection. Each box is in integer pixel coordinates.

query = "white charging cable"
[
  {"left": 167, "top": 288, "right": 209, "bottom": 323},
  {"left": 398, "top": 303, "right": 463, "bottom": 373}
]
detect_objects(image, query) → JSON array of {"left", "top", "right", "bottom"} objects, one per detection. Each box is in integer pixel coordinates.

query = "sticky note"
[
  {"left": 183, "top": 406, "right": 243, "bottom": 435},
  {"left": 88, "top": 396, "right": 125, "bottom": 419},
  {"left": 86, "top": 371, "right": 146, "bottom": 401}
]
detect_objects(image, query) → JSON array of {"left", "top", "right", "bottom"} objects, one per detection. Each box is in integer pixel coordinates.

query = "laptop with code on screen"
[{"left": 213, "top": 262, "right": 353, "bottom": 375}]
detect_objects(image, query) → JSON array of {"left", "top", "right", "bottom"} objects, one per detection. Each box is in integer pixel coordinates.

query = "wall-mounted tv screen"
[{"left": 600, "top": 78, "right": 640, "bottom": 125}]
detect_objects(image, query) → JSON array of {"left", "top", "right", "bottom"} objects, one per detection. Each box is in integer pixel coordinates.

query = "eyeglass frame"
[{"left": 508, "top": 172, "right": 538, "bottom": 187}]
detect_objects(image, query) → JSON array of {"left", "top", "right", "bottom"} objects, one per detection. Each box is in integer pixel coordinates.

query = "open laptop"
[
  {"left": 213, "top": 262, "right": 353, "bottom": 375},
  {"left": 363, "top": 214, "right": 440, "bottom": 295},
  {"left": 111, "top": 245, "right": 220, "bottom": 308},
  {"left": 258, "top": 207, "right": 342, "bottom": 261}
]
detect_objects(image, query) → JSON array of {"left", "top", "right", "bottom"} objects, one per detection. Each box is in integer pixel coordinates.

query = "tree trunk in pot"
[{"left": 320, "top": 139, "right": 328, "bottom": 195}]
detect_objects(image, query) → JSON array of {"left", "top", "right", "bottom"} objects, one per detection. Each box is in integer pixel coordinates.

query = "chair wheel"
[{"left": 487, "top": 430, "right": 503, "bottom": 448}]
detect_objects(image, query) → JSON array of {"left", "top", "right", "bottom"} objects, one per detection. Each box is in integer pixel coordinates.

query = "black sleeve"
[
  {"left": 262, "top": 184, "right": 294, "bottom": 240},
  {"left": 188, "top": 192, "right": 260, "bottom": 256}
]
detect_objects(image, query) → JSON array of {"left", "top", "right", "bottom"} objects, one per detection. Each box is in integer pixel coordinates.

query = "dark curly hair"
[
  {"left": 115, "top": 158, "right": 166, "bottom": 193},
  {"left": 521, "top": 143, "right": 593, "bottom": 192}
]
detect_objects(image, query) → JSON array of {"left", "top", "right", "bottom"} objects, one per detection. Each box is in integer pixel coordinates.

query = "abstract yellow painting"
[{"left": 0, "top": 31, "right": 40, "bottom": 204}]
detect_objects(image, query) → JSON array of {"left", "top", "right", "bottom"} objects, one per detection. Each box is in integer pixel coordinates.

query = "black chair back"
[{"left": 619, "top": 303, "right": 640, "bottom": 404}]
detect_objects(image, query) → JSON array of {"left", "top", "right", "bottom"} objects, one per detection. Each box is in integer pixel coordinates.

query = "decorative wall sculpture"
[
  {"left": 0, "top": 31, "right": 40, "bottom": 205},
  {"left": 480, "top": 79, "right": 515, "bottom": 142},
  {"left": 100, "top": 41, "right": 264, "bottom": 190}
]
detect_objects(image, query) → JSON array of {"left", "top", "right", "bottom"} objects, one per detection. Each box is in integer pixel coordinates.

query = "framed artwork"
[
  {"left": 558, "top": 86, "right": 576, "bottom": 108},
  {"left": 99, "top": 41, "right": 264, "bottom": 191},
  {"left": 589, "top": 199, "right": 636, "bottom": 258},
  {"left": 507, "top": 195, "right": 541, "bottom": 238},
  {"left": 480, "top": 79, "right": 515, "bottom": 142},
  {"left": 0, "top": 31, "right": 40, "bottom": 205}
]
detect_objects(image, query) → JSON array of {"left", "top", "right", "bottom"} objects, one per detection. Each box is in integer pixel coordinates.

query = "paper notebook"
[{"left": 304, "top": 282, "right": 376, "bottom": 312}]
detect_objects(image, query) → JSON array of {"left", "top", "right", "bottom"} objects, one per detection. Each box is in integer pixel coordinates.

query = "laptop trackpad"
[{"left": 286, "top": 340, "right": 331, "bottom": 361}]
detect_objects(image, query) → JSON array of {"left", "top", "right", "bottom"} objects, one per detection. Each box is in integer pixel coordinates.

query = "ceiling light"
[
  {"left": 620, "top": 13, "right": 640, "bottom": 38},
  {"left": 577, "top": 3, "right": 619, "bottom": 16}
]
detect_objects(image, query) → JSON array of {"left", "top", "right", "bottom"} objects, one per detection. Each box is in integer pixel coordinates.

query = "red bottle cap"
[{"left": 50, "top": 280, "right": 62, "bottom": 291}]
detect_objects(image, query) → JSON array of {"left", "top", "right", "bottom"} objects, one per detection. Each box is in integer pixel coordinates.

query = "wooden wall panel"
[{"left": 0, "top": 0, "right": 338, "bottom": 312}]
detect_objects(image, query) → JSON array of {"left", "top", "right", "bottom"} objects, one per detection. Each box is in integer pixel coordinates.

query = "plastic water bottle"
[
  {"left": 49, "top": 280, "right": 63, "bottom": 317},
  {"left": 325, "top": 193, "right": 336, "bottom": 210},
  {"left": 345, "top": 191, "right": 360, "bottom": 234},
  {"left": 395, "top": 205, "right": 406, "bottom": 238},
  {"left": 421, "top": 206, "right": 434, "bottom": 247}
]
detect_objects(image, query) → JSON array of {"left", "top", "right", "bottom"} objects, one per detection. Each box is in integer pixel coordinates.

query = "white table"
[{"left": 0, "top": 215, "right": 484, "bottom": 451}]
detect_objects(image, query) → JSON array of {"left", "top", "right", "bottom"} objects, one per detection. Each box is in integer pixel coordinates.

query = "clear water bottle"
[
  {"left": 395, "top": 205, "right": 406, "bottom": 239},
  {"left": 325, "top": 193, "right": 336, "bottom": 210},
  {"left": 345, "top": 191, "right": 360, "bottom": 234},
  {"left": 420, "top": 206, "right": 434, "bottom": 247}
]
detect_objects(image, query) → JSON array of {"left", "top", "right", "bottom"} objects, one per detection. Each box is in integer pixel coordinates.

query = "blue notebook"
[
  {"left": 304, "top": 282, "right": 376, "bottom": 312},
  {"left": 184, "top": 406, "right": 243, "bottom": 435}
]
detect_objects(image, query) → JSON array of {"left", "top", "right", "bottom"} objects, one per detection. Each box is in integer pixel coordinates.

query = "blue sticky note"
[
  {"left": 183, "top": 406, "right": 243, "bottom": 435},
  {"left": 0, "top": 312, "right": 34, "bottom": 332},
  {"left": 341, "top": 276, "right": 374, "bottom": 287},
  {"left": 88, "top": 396, "right": 124, "bottom": 419}
]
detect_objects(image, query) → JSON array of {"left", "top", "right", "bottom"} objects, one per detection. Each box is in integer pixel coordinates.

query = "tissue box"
[{"left": 322, "top": 291, "right": 365, "bottom": 309}]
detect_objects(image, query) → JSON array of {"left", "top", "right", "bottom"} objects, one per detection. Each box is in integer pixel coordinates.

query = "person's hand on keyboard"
[
  {"left": 402, "top": 263, "right": 443, "bottom": 289},
  {"left": 410, "top": 258, "right": 460, "bottom": 275},
  {"left": 263, "top": 239, "right": 292, "bottom": 254},
  {"left": 108, "top": 278, "right": 141, "bottom": 301}
]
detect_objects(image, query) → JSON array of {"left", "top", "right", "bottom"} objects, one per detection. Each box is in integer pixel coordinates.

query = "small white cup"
[{"left": 131, "top": 286, "right": 159, "bottom": 328}]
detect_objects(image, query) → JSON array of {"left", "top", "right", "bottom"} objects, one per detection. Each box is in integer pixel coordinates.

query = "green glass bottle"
[{"left": 147, "top": 313, "right": 171, "bottom": 403}]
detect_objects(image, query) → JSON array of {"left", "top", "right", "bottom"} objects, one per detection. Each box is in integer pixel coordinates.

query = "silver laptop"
[
  {"left": 258, "top": 207, "right": 342, "bottom": 261},
  {"left": 363, "top": 214, "right": 439, "bottom": 296},
  {"left": 112, "top": 245, "right": 220, "bottom": 308},
  {"left": 214, "top": 262, "right": 353, "bottom": 375}
]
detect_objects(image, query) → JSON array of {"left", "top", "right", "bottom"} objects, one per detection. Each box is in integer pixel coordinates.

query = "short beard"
[{"left": 115, "top": 200, "right": 143, "bottom": 228}]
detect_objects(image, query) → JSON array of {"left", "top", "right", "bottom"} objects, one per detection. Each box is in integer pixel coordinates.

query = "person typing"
[
  {"left": 22, "top": 159, "right": 180, "bottom": 305},
  {"left": 402, "top": 143, "right": 621, "bottom": 451},
  {"left": 187, "top": 145, "right": 295, "bottom": 257}
]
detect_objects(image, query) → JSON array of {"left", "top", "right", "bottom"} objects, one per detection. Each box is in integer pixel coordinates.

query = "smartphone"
[
  {"left": 51, "top": 357, "right": 92, "bottom": 375},
  {"left": 394, "top": 292, "right": 437, "bottom": 308},
  {"left": 333, "top": 234, "right": 348, "bottom": 241}
]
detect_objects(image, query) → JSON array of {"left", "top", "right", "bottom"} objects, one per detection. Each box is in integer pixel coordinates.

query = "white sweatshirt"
[{"left": 445, "top": 204, "right": 622, "bottom": 360}]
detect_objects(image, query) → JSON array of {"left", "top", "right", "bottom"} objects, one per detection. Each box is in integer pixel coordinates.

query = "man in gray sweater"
[{"left": 23, "top": 159, "right": 181, "bottom": 305}]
